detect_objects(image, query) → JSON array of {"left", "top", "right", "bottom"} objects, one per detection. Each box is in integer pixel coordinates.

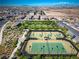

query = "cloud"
[{"left": 28, "top": 2, "right": 75, "bottom": 6}]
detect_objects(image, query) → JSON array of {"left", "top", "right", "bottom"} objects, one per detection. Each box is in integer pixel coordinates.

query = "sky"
[{"left": 0, "top": 0, "right": 79, "bottom": 6}]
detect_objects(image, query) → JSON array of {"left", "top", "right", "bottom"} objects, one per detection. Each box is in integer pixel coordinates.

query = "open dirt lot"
[{"left": 42, "top": 8, "right": 79, "bottom": 18}]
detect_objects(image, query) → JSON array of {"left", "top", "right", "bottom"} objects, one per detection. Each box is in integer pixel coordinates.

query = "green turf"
[{"left": 31, "top": 42, "right": 66, "bottom": 54}]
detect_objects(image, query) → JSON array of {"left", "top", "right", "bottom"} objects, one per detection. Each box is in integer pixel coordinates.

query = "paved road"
[
  {"left": 63, "top": 22, "right": 79, "bottom": 36},
  {"left": 0, "top": 19, "right": 8, "bottom": 28},
  {"left": 58, "top": 21, "right": 79, "bottom": 36},
  {"left": 0, "top": 19, "right": 8, "bottom": 44},
  {"left": 58, "top": 21, "right": 79, "bottom": 42}
]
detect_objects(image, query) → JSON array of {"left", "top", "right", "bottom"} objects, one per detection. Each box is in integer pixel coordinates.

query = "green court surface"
[{"left": 31, "top": 42, "right": 66, "bottom": 54}]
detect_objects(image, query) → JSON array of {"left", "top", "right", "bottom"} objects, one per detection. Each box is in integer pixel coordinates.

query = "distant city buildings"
[{"left": 0, "top": 7, "right": 79, "bottom": 43}]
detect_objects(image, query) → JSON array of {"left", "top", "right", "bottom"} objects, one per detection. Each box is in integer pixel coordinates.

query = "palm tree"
[
  {"left": 63, "top": 56, "right": 64, "bottom": 59},
  {"left": 70, "top": 56, "right": 72, "bottom": 59},
  {"left": 52, "top": 48, "right": 54, "bottom": 59},
  {"left": 43, "top": 46, "right": 45, "bottom": 54},
  {"left": 28, "top": 56, "right": 32, "bottom": 59},
  {"left": 29, "top": 46, "right": 31, "bottom": 53},
  {"left": 41, "top": 47, "right": 43, "bottom": 54},
  {"left": 56, "top": 46, "right": 59, "bottom": 54}
]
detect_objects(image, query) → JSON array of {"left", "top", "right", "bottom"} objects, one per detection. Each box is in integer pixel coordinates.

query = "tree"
[{"left": 20, "top": 56, "right": 28, "bottom": 59}]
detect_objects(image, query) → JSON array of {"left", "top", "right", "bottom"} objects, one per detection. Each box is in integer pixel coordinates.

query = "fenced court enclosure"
[
  {"left": 25, "top": 40, "right": 77, "bottom": 55},
  {"left": 21, "top": 30, "right": 78, "bottom": 56},
  {"left": 29, "top": 30, "right": 65, "bottom": 40}
]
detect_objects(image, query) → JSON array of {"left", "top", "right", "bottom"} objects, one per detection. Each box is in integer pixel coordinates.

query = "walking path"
[{"left": 9, "top": 29, "right": 29, "bottom": 59}]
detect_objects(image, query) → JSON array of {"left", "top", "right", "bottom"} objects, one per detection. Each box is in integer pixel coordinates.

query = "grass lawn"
[{"left": 17, "top": 21, "right": 67, "bottom": 34}]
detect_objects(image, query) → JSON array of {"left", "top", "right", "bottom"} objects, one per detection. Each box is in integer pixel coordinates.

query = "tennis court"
[
  {"left": 25, "top": 40, "right": 77, "bottom": 55},
  {"left": 30, "top": 31, "right": 64, "bottom": 40},
  {"left": 32, "top": 42, "right": 66, "bottom": 54}
]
